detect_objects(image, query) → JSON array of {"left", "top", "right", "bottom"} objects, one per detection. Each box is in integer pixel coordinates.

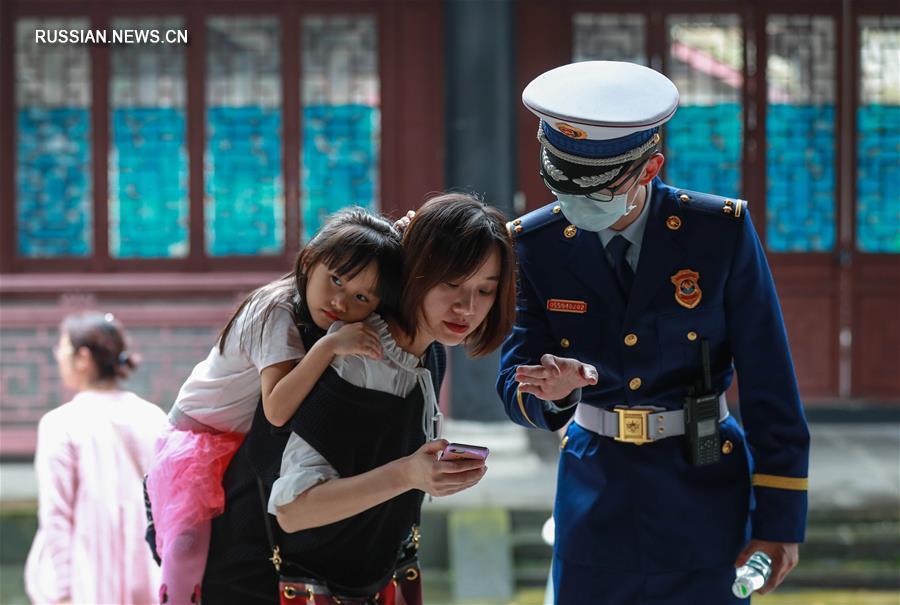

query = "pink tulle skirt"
[{"left": 146, "top": 427, "right": 245, "bottom": 555}]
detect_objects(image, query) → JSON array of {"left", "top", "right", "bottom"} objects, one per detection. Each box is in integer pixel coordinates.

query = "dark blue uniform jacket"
[{"left": 497, "top": 177, "right": 810, "bottom": 574}]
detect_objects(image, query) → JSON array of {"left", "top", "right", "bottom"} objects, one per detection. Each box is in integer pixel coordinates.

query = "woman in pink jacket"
[{"left": 25, "top": 311, "right": 168, "bottom": 605}]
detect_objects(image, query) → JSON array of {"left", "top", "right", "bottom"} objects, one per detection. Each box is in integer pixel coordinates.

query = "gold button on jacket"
[
  {"left": 624, "top": 333, "right": 638, "bottom": 346},
  {"left": 629, "top": 377, "right": 642, "bottom": 390},
  {"left": 560, "top": 338, "right": 571, "bottom": 348}
]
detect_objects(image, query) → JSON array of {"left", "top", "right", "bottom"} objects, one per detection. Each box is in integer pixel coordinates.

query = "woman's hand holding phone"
[{"left": 401, "top": 440, "right": 487, "bottom": 497}]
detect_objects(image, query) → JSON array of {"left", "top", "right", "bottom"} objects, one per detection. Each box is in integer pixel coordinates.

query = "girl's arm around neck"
[
  {"left": 260, "top": 336, "right": 337, "bottom": 427},
  {"left": 261, "top": 322, "right": 384, "bottom": 427},
  {"left": 275, "top": 440, "right": 487, "bottom": 533}
]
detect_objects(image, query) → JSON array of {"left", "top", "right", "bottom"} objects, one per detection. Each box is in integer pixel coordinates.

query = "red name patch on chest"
[{"left": 546, "top": 299, "right": 588, "bottom": 314}]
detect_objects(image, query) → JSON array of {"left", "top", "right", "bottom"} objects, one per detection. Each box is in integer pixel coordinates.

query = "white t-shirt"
[
  {"left": 268, "top": 313, "right": 441, "bottom": 514},
  {"left": 170, "top": 292, "right": 306, "bottom": 434}
]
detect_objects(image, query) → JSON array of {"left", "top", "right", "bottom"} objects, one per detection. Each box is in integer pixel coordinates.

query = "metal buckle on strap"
[
  {"left": 613, "top": 406, "right": 653, "bottom": 445},
  {"left": 270, "top": 545, "right": 282, "bottom": 572}
]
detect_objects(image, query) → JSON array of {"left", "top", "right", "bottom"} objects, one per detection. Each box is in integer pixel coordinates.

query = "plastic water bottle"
[{"left": 732, "top": 551, "right": 772, "bottom": 598}]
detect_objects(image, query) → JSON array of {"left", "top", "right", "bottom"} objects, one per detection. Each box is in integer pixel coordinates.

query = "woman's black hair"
[{"left": 61, "top": 311, "right": 138, "bottom": 380}]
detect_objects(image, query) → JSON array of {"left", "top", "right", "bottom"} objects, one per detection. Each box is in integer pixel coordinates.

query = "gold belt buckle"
[{"left": 613, "top": 406, "right": 652, "bottom": 445}]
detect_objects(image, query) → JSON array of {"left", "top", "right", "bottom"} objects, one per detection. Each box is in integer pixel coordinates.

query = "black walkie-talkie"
[{"left": 683, "top": 339, "right": 721, "bottom": 466}]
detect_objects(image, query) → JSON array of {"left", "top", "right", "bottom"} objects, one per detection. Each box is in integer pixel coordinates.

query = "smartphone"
[{"left": 440, "top": 442, "right": 490, "bottom": 461}]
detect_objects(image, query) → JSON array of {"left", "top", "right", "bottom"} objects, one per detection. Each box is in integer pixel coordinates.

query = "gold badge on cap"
[
  {"left": 671, "top": 269, "right": 702, "bottom": 309},
  {"left": 547, "top": 299, "right": 588, "bottom": 314},
  {"left": 555, "top": 122, "right": 587, "bottom": 140}
]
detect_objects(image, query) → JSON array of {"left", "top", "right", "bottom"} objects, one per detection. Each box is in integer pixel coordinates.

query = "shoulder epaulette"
[
  {"left": 506, "top": 202, "right": 567, "bottom": 238},
  {"left": 674, "top": 188, "right": 748, "bottom": 221}
]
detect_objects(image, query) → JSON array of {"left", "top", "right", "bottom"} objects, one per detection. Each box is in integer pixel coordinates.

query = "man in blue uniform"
[{"left": 497, "top": 61, "right": 810, "bottom": 603}]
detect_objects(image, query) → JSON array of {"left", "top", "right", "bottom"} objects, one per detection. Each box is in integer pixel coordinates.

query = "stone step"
[
  {"left": 499, "top": 508, "right": 900, "bottom": 592},
  {"left": 4, "top": 503, "right": 897, "bottom": 597},
  {"left": 801, "top": 522, "right": 900, "bottom": 560},
  {"left": 786, "top": 565, "right": 900, "bottom": 591},
  {"left": 808, "top": 506, "right": 900, "bottom": 524}
]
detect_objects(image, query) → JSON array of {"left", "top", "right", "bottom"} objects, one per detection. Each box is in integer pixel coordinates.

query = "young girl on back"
[{"left": 145, "top": 208, "right": 403, "bottom": 605}]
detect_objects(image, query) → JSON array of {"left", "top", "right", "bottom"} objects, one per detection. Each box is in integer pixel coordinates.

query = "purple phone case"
[{"left": 441, "top": 442, "right": 490, "bottom": 460}]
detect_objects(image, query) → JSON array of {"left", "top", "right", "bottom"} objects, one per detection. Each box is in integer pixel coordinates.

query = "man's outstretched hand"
[{"left": 515, "top": 354, "right": 598, "bottom": 402}]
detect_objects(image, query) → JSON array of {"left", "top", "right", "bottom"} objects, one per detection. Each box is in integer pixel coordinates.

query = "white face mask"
[{"left": 557, "top": 189, "right": 638, "bottom": 232}]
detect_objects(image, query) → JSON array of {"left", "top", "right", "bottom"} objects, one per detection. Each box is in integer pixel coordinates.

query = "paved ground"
[
  {"left": 805, "top": 424, "right": 900, "bottom": 510},
  {"left": 1, "top": 419, "right": 897, "bottom": 605},
  {"left": 431, "top": 420, "right": 900, "bottom": 513},
  {"left": 3, "top": 420, "right": 899, "bottom": 511}
]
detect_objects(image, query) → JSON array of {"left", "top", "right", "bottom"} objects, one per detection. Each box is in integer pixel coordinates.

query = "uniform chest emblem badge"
[
  {"left": 671, "top": 269, "right": 702, "bottom": 309},
  {"left": 547, "top": 299, "right": 588, "bottom": 314}
]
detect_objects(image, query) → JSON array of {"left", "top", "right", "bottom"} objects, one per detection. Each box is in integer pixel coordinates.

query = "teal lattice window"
[
  {"left": 666, "top": 15, "right": 743, "bottom": 199},
  {"left": 666, "top": 104, "right": 742, "bottom": 198},
  {"left": 766, "top": 16, "right": 836, "bottom": 253},
  {"left": 15, "top": 18, "right": 92, "bottom": 257},
  {"left": 302, "top": 104, "right": 378, "bottom": 241},
  {"left": 301, "top": 16, "right": 379, "bottom": 242},
  {"left": 110, "top": 16, "right": 188, "bottom": 259},
  {"left": 857, "top": 17, "right": 900, "bottom": 254},
  {"left": 205, "top": 17, "right": 284, "bottom": 257},
  {"left": 570, "top": 14, "right": 742, "bottom": 197}
]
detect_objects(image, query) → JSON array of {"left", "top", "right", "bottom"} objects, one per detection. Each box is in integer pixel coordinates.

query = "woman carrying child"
[
  {"left": 145, "top": 209, "right": 404, "bottom": 605},
  {"left": 202, "top": 192, "right": 517, "bottom": 604}
]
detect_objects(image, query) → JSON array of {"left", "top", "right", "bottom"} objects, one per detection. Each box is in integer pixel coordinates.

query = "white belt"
[{"left": 573, "top": 394, "right": 729, "bottom": 445}]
